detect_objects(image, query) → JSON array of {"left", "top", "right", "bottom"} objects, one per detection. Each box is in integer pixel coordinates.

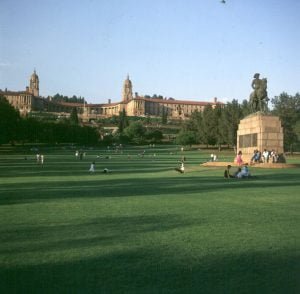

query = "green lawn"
[{"left": 0, "top": 145, "right": 299, "bottom": 293}]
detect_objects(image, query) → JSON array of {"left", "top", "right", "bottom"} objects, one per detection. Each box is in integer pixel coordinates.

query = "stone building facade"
[
  {"left": 118, "top": 75, "right": 222, "bottom": 119},
  {"left": 1, "top": 71, "right": 223, "bottom": 120},
  {"left": 0, "top": 70, "right": 41, "bottom": 115}
]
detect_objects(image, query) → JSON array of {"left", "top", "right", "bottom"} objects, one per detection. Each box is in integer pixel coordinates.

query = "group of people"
[
  {"left": 235, "top": 149, "right": 282, "bottom": 166},
  {"left": 89, "top": 161, "right": 110, "bottom": 174},
  {"left": 75, "top": 150, "right": 85, "bottom": 160},
  {"left": 36, "top": 153, "right": 44, "bottom": 165},
  {"left": 224, "top": 164, "right": 251, "bottom": 179},
  {"left": 250, "top": 149, "right": 279, "bottom": 164},
  {"left": 31, "top": 147, "right": 259, "bottom": 178},
  {"left": 210, "top": 153, "right": 218, "bottom": 162}
]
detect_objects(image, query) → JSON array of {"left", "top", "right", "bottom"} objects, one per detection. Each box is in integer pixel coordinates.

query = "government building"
[{"left": 1, "top": 71, "right": 223, "bottom": 121}]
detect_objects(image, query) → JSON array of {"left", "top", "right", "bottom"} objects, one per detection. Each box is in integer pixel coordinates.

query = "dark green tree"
[
  {"left": 51, "top": 93, "right": 85, "bottom": 104},
  {"left": 70, "top": 107, "right": 79, "bottom": 125},
  {"left": 185, "top": 110, "right": 203, "bottom": 143},
  {"left": 123, "top": 121, "right": 146, "bottom": 144},
  {"left": 201, "top": 105, "right": 217, "bottom": 146},
  {"left": 0, "top": 95, "right": 21, "bottom": 144},
  {"left": 176, "top": 130, "right": 197, "bottom": 147},
  {"left": 240, "top": 99, "right": 252, "bottom": 118},
  {"left": 213, "top": 104, "right": 225, "bottom": 150},
  {"left": 161, "top": 107, "right": 168, "bottom": 125},
  {"left": 222, "top": 100, "right": 243, "bottom": 147},
  {"left": 271, "top": 92, "right": 300, "bottom": 152},
  {"left": 146, "top": 129, "right": 163, "bottom": 143},
  {"left": 175, "top": 110, "right": 203, "bottom": 147},
  {"left": 118, "top": 109, "right": 129, "bottom": 134},
  {"left": 19, "top": 116, "right": 99, "bottom": 144},
  {"left": 20, "top": 117, "right": 41, "bottom": 143}
]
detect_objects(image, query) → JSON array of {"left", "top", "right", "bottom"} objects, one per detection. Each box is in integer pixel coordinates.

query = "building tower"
[
  {"left": 29, "top": 69, "right": 39, "bottom": 96},
  {"left": 122, "top": 74, "right": 133, "bottom": 102}
]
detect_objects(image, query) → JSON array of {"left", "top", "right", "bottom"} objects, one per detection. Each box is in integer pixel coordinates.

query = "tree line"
[
  {"left": 176, "top": 93, "right": 300, "bottom": 152},
  {"left": 1, "top": 93, "right": 299, "bottom": 150},
  {"left": 102, "top": 109, "right": 164, "bottom": 145},
  {"left": 48, "top": 93, "right": 86, "bottom": 104},
  {"left": 0, "top": 95, "right": 98, "bottom": 145},
  {"left": 143, "top": 94, "right": 175, "bottom": 101}
]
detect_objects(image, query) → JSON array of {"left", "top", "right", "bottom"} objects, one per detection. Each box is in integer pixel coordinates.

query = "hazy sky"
[{"left": 0, "top": 0, "right": 299, "bottom": 104}]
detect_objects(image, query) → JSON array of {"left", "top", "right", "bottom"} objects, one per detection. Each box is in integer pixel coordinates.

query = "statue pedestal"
[{"left": 237, "top": 113, "right": 284, "bottom": 163}]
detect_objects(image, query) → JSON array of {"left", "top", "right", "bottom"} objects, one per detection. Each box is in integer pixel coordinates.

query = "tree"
[
  {"left": 185, "top": 110, "right": 203, "bottom": 143},
  {"left": 69, "top": 107, "right": 79, "bottom": 125},
  {"left": 221, "top": 100, "right": 243, "bottom": 147},
  {"left": 175, "top": 110, "right": 203, "bottom": 147},
  {"left": 240, "top": 99, "right": 252, "bottom": 118},
  {"left": 146, "top": 129, "right": 163, "bottom": 143},
  {"left": 176, "top": 130, "right": 197, "bottom": 147},
  {"left": 118, "top": 109, "right": 129, "bottom": 134},
  {"left": 213, "top": 104, "right": 225, "bottom": 150},
  {"left": 19, "top": 117, "right": 41, "bottom": 143},
  {"left": 271, "top": 92, "right": 300, "bottom": 152},
  {"left": 123, "top": 121, "right": 146, "bottom": 144},
  {"left": 51, "top": 93, "right": 86, "bottom": 104},
  {"left": 201, "top": 105, "right": 217, "bottom": 146},
  {"left": 0, "top": 95, "right": 21, "bottom": 144},
  {"left": 161, "top": 107, "right": 168, "bottom": 125}
]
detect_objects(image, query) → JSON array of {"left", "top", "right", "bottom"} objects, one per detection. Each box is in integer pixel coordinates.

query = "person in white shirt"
[
  {"left": 89, "top": 162, "right": 95, "bottom": 173},
  {"left": 175, "top": 161, "right": 185, "bottom": 173},
  {"left": 262, "top": 149, "right": 269, "bottom": 163}
]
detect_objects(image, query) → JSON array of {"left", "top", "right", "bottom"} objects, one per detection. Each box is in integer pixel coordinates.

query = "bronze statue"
[{"left": 249, "top": 73, "right": 269, "bottom": 112}]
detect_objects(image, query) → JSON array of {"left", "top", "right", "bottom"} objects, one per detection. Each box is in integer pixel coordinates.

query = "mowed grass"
[{"left": 0, "top": 145, "right": 299, "bottom": 294}]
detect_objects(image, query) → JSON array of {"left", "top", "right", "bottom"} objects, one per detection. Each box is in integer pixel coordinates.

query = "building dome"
[
  {"left": 29, "top": 69, "right": 39, "bottom": 96},
  {"left": 31, "top": 69, "right": 39, "bottom": 81},
  {"left": 124, "top": 74, "right": 132, "bottom": 86}
]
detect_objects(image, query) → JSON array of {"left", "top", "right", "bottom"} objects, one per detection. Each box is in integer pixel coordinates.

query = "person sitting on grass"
[
  {"left": 224, "top": 165, "right": 234, "bottom": 178},
  {"left": 235, "top": 164, "right": 252, "bottom": 179},
  {"left": 175, "top": 161, "right": 185, "bottom": 173},
  {"left": 89, "top": 161, "right": 95, "bottom": 173},
  {"left": 234, "top": 167, "right": 243, "bottom": 178},
  {"left": 240, "top": 163, "right": 251, "bottom": 177}
]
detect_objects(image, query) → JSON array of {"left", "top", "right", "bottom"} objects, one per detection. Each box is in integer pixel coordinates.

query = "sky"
[{"left": 0, "top": 0, "right": 299, "bottom": 104}]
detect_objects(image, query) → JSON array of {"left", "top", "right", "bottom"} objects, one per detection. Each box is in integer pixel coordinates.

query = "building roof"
[
  {"left": 1, "top": 90, "right": 224, "bottom": 109},
  {"left": 139, "top": 97, "right": 224, "bottom": 106},
  {"left": 56, "top": 101, "right": 120, "bottom": 108},
  {"left": 0, "top": 90, "right": 32, "bottom": 95},
  {"left": 53, "top": 97, "right": 223, "bottom": 108}
]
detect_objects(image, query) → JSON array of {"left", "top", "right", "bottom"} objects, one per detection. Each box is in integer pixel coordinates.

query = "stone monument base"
[{"left": 237, "top": 112, "right": 284, "bottom": 163}]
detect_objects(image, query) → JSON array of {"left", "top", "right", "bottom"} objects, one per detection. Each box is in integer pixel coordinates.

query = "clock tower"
[
  {"left": 29, "top": 69, "right": 39, "bottom": 96},
  {"left": 122, "top": 74, "right": 133, "bottom": 102}
]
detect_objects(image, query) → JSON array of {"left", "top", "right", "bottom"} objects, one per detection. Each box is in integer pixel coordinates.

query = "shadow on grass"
[
  {"left": 0, "top": 214, "right": 200, "bottom": 255},
  {"left": 0, "top": 172, "right": 299, "bottom": 205},
  {"left": 1, "top": 247, "right": 298, "bottom": 293},
  {"left": 0, "top": 153, "right": 209, "bottom": 178},
  {"left": 0, "top": 161, "right": 183, "bottom": 178}
]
